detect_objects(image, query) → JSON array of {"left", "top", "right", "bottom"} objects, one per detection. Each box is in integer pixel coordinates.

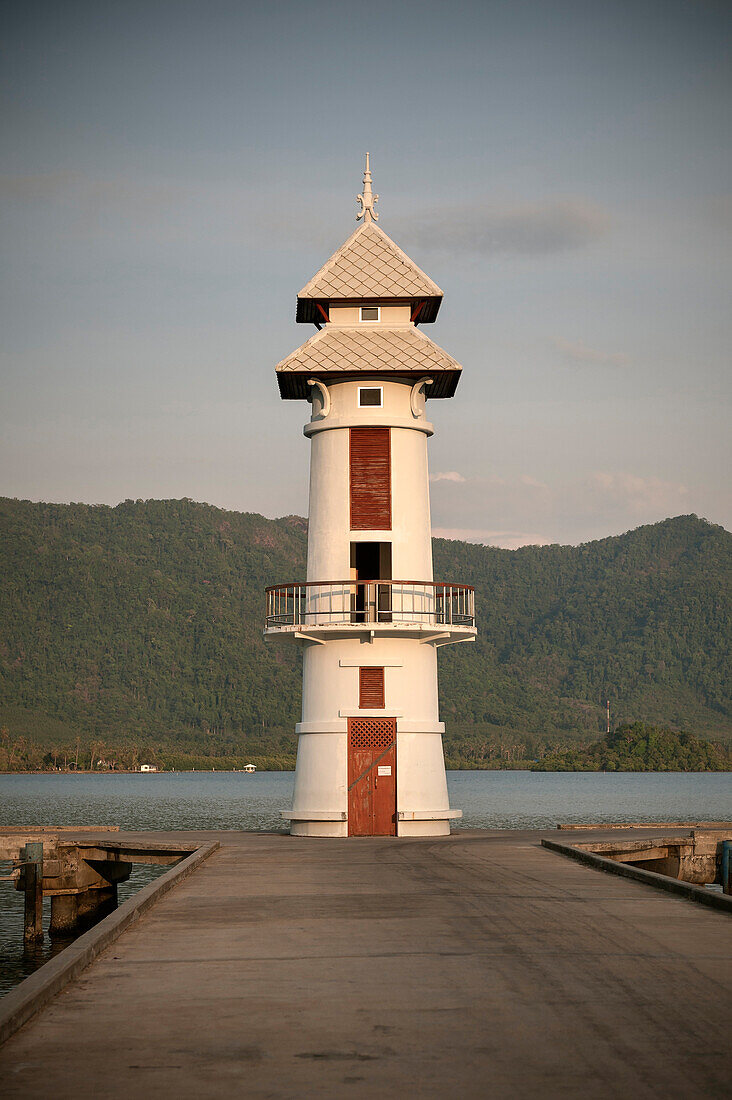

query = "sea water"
[{"left": 1, "top": 770, "right": 729, "bottom": 996}]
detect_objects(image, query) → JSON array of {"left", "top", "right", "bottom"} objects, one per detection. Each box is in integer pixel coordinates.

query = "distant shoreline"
[{"left": 1, "top": 766, "right": 730, "bottom": 776}]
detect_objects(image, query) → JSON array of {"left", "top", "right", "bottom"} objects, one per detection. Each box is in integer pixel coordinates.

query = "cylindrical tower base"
[
  {"left": 290, "top": 821, "right": 348, "bottom": 838},
  {"left": 397, "top": 820, "right": 451, "bottom": 837},
  {"left": 288, "top": 731, "right": 347, "bottom": 837},
  {"left": 284, "top": 728, "right": 459, "bottom": 838}
]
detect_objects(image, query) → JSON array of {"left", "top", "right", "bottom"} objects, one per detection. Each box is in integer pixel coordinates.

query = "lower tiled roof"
[{"left": 275, "top": 325, "right": 462, "bottom": 399}]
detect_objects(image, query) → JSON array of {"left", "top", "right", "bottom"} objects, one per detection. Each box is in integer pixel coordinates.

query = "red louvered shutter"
[
  {"left": 350, "top": 427, "right": 391, "bottom": 530},
  {"left": 359, "top": 667, "right": 385, "bottom": 709}
]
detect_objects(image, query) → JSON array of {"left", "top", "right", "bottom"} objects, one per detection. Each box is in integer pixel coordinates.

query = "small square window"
[
  {"left": 358, "top": 387, "right": 383, "bottom": 408},
  {"left": 360, "top": 306, "right": 380, "bottom": 322}
]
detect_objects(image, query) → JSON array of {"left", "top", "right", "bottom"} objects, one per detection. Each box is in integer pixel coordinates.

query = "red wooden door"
[{"left": 348, "top": 718, "right": 397, "bottom": 837}]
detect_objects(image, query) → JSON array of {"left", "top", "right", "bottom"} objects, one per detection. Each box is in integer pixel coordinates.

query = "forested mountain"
[
  {"left": 432, "top": 514, "right": 731, "bottom": 765},
  {"left": 0, "top": 498, "right": 729, "bottom": 769}
]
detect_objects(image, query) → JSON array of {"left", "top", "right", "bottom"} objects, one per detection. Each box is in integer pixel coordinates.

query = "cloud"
[
  {"left": 430, "top": 473, "right": 561, "bottom": 542},
  {"left": 433, "top": 528, "right": 553, "bottom": 550},
  {"left": 554, "top": 337, "right": 629, "bottom": 367},
  {"left": 0, "top": 170, "right": 346, "bottom": 254},
  {"left": 699, "top": 193, "right": 732, "bottom": 229},
  {"left": 591, "top": 472, "right": 689, "bottom": 515},
  {"left": 0, "top": 173, "right": 70, "bottom": 201},
  {"left": 428, "top": 468, "right": 696, "bottom": 545},
  {"left": 430, "top": 470, "right": 466, "bottom": 483},
  {"left": 399, "top": 198, "right": 610, "bottom": 256},
  {"left": 0, "top": 172, "right": 183, "bottom": 211}
]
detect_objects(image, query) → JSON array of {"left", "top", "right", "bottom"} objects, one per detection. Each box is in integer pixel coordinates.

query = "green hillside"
[
  {"left": 0, "top": 498, "right": 729, "bottom": 770},
  {"left": 432, "top": 513, "right": 731, "bottom": 765}
]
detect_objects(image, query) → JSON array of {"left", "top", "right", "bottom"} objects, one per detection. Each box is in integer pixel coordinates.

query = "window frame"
[
  {"left": 359, "top": 305, "right": 381, "bottom": 323},
  {"left": 358, "top": 386, "right": 384, "bottom": 409}
]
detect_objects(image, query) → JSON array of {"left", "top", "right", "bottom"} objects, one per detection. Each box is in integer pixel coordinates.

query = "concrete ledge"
[
  {"left": 338, "top": 709, "right": 404, "bottom": 718},
  {"left": 280, "top": 810, "right": 347, "bottom": 821},
  {"left": 0, "top": 841, "right": 219, "bottom": 1047},
  {"left": 398, "top": 809, "right": 463, "bottom": 821},
  {"left": 0, "top": 826, "right": 120, "bottom": 834},
  {"left": 304, "top": 414, "right": 434, "bottom": 438},
  {"left": 74, "top": 838, "right": 200, "bottom": 852},
  {"left": 542, "top": 838, "right": 732, "bottom": 914},
  {"left": 556, "top": 821, "right": 732, "bottom": 831},
  {"left": 294, "top": 723, "right": 347, "bottom": 733}
]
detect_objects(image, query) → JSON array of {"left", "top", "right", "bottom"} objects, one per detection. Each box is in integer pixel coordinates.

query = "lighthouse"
[{"left": 265, "top": 156, "right": 476, "bottom": 837}]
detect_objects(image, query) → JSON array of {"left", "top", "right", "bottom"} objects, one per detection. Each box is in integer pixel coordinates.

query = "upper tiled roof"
[
  {"left": 276, "top": 324, "right": 461, "bottom": 400},
  {"left": 297, "top": 222, "right": 442, "bottom": 309}
]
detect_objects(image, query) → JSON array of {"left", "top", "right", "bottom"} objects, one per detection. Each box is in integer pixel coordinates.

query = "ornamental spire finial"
[{"left": 356, "top": 152, "right": 379, "bottom": 223}]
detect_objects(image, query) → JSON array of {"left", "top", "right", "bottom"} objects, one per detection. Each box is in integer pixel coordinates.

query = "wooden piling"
[
  {"left": 21, "top": 842, "right": 43, "bottom": 944},
  {"left": 722, "top": 840, "right": 732, "bottom": 895}
]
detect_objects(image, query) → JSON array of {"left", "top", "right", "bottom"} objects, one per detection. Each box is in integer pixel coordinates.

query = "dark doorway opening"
[{"left": 350, "top": 542, "right": 392, "bottom": 622}]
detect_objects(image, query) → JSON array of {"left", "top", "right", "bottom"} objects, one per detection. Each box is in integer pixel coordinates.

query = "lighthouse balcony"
[{"left": 264, "top": 579, "right": 476, "bottom": 641}]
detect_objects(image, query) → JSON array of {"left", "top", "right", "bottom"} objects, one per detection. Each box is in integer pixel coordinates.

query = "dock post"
[
  {"left": 22, "top": 842, "right": 44, "bottom": 944},
  {"left": 722, "top": 840, "right": 732, "bottom": 896},
  {"left": 50, "top": 894, "right": 79, "bottom": 938}
]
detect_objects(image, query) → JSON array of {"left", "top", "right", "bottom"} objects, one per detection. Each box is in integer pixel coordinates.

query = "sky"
[{"left": 1, "top": 0, "right": 730, "bottom": 548}]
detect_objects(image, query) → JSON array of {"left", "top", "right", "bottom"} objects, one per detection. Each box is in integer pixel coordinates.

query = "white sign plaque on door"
[{"left": 377, "top": 765, "right": 392, "bottom": 776}]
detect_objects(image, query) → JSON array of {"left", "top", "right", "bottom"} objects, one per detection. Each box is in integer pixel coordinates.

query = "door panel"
[
  {"left": 372, "top": 745, "right": 396, "bottom": 836},
  {"left": 348, "top": 718, "right": 397, "bottom": 837}
]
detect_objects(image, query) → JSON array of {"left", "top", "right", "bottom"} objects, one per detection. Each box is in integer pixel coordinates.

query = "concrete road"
[{"left": 0, "top": 830, "right": 730, "bottom": 1098}]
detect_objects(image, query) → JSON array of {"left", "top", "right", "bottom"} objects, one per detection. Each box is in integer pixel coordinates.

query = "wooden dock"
[{"left": 0, "top": 828, "right": 730, "bottom": 1098}]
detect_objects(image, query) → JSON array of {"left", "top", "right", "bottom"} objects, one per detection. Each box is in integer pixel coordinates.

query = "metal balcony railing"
[{"left": 265, "top": 580, "right": 475, "bottom": 630}]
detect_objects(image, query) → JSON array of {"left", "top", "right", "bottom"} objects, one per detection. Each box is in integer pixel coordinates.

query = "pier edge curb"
[
  {"left": 0, "top": 840, "right": 220, "bottom": 1047},
  {"left": 542, "top": 837, "right": 732, "bottom": 913}
]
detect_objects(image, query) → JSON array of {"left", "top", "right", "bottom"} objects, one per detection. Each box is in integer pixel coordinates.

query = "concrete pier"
[{"left": 0, "top": 829, "right": 730, "bottom": 1098}]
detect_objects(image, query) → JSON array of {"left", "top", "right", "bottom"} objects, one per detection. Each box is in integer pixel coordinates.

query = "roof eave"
[{"left": 276, "top": 369, "right": 461, "bottom": 401}]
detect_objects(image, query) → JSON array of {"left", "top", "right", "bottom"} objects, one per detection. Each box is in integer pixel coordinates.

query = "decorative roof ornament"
[{"left": 356, "top": 152, "right": 379, "bottom": 223}]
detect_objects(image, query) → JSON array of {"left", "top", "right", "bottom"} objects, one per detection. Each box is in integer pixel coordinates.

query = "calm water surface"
[
  {"left": 1, "top": 770, "right": 729, "bottom": 997},
  {"left": 1, "top": 769, "right": 730, "bottom": 832}
]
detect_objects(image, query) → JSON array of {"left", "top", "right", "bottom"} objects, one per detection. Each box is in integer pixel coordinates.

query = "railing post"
[{"left": 21, "top": 841, "right": 44, "bottom": 944}]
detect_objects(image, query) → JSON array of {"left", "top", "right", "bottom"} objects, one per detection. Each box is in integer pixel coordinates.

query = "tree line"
[{"left": 0, "top": 498, "right": 729, "bottom": 770}]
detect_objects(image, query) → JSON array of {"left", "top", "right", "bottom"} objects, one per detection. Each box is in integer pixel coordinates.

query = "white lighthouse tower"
[{"left": 265, "top": 156, "right": 476, "bottom": 837}]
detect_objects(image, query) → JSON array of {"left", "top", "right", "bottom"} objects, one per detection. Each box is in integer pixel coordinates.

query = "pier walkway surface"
[{"left": 1, "top": 828, "right": 730, "bottom": 1098}]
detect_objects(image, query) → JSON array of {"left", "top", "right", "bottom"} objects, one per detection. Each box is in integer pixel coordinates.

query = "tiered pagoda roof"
[{"left": 278, "top": 155, "right": 462, "bottom": 399}]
